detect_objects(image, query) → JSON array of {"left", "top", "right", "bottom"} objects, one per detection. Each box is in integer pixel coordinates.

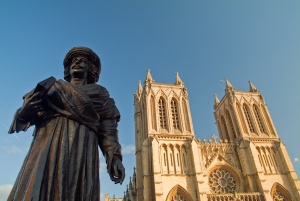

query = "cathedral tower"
[
  {"left": 134, "top": 70, "right": 198, "bottom": 201},
  {"left": 214, "top": 79, "right": 300, "bottom": 200}
]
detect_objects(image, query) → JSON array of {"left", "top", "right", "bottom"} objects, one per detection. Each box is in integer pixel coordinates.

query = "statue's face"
[{"left": 70, "top": 56, "right": 90, "bottom": 81}]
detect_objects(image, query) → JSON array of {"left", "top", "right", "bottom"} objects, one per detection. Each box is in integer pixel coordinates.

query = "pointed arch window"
[
  {"left": 236, "top": 103, "right": 248, "bottom": 134},
  {"left": 243, "top": 104, "right": 255, "bottom": 133},
  {"left": 253, "top": 105, "right": 265, "bottom": 133},
  {"left": 150, "top": 96, "right": 157, "bottom": 130},
  {"left": 226, "top": 110, "right": 237, "bottom": 139},
  {"left": 221, "top": 116, "right": 230, "bottom": 141},
  {"left": 158, "top": 98, "right": 167, "bottom": 129},
  {"left": 271, "top": 183, "right": 293, "bottom": 201},
  {"left": 161, "top": 145, "right": 168, "bottom": 174},
  {"left": 171, "top": 99, "right": 180, "bottom": 130}
]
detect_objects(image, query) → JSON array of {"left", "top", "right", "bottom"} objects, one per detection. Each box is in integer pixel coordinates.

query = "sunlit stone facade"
[{"left": 120, "top": 70, "right": 300, "bottom": 201}]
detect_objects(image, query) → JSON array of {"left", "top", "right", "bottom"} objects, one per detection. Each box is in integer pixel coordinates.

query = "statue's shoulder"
[{"left": 93, "top": 84, "right": 110, "bottom": 96}]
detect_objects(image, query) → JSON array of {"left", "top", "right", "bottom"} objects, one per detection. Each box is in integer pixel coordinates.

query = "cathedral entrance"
[{"left": 166, "top": 185, "right": 193, "bottom": 201}]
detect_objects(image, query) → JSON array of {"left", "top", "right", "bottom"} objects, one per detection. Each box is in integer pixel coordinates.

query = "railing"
[{"left": 207, "top": 192, "right": 264, "bottom": 201}]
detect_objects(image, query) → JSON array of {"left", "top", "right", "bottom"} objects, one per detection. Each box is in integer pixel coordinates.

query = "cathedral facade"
[{"left": 121, "top": 70, "right": 300, "bottom": 201}]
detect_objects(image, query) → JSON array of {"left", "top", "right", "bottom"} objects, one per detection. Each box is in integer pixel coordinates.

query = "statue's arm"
[
  {"left": 8, "top": 108, "right": 31, "bottom": 133},
  {"left": 97, "top": 98, "right": 125, "bottom": 184},
  {"left": 8, "top": 91, "right": 43, "bottom": 134}
]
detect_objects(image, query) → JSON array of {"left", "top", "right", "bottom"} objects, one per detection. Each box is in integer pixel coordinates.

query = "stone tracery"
[{"left": 209, "top": 168, "right": 237, "bottom": 194}]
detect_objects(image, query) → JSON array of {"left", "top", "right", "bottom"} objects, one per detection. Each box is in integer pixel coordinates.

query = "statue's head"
[{"left": 63, "top": 46, "right": 101, "bottom": 84}]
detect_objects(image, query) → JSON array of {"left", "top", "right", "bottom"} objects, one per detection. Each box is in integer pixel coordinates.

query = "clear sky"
[{"left": 1, "top": 1, "right": 300, "bottom": 200}]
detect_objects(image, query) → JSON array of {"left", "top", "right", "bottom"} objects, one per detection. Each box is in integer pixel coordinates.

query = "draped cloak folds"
[{"left": 8, "top": 80, "right": 122, "bottom": 201}]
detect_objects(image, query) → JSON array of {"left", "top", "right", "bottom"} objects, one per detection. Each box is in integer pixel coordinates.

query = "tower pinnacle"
[
  {"left": 137, "top": 80, "right": 143, "bottom": 94},
  {"left": 175, "top": 72, "right": 184, "bottom": 85},
  {"left": 214, "top": 94, "right": 220, "bottom": 109},
  {"left": 225, "top": 78, "right": 234, "bottom": 90},
  {"left": 249, "top": 80, "right": 258, "bottom": 92},
  {"left": 145, "top": 69, "right": 154, "bottom": 84}
]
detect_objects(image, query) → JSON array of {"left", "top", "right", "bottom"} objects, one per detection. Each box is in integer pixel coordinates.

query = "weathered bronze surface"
[{"left": 8, "top": 47, "right": 125, "bottom": 201}]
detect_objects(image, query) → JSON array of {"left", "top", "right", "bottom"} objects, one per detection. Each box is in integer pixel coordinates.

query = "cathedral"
[{"left": 108, "top": 70, "right": 300, "bottom": 201}]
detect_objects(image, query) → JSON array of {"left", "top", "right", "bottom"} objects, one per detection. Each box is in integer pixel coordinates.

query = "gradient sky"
[{"left": 1, "top": 1, "right": 300, "bottom": 200}]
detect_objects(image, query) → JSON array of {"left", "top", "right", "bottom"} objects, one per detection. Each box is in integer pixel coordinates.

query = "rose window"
[
  {"left": 172, "top": 193, "right": 186, "bottom": 201},
  {"left": 209, "top": 168, "right": 237, "bottom": 194}
]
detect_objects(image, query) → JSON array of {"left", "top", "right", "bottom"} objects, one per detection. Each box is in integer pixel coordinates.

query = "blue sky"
[{"left": 1, "top": 1, "right": 300, "bottom": 200}]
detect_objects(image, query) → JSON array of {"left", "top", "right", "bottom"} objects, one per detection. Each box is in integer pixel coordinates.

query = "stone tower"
[
  {"left": 134, "top": 70, "right": 198, "bottom": 201},
  {"left": 213, "top": 79, "right": 300, "bottom": 201},
  {"left": 123, "top": 71, "right": 300, "bottom": 201}
]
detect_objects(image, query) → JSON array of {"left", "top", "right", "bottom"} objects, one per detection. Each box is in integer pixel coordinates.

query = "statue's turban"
[
  {"left": 63, "top": 46, "right": 101, "bottom": 84},
  {"left": 64, "top": 46, "right": 101, "bottom": 70}
]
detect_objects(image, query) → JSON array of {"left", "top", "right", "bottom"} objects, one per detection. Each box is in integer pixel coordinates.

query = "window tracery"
[
  {"left": 221, "top": 116, "right": 230, "bottom": 141},
  {"left": 226, "top": 110, "right": 237, "bottom": 139},
  {"left": 253, "top": 105, "right": 265, "bottom": 133},
  {"left": 159, "top": 98, "right": 167, "bottom": 129},
  {"left": 271, "top": 183, "right": 292, "bottom": 201},
  {"left": 243, "top": 104, "right": 255, "bottom": 133},
  {"left": 171, "top": 99, "right": 180, "bottom": 130},
  {"left": 236, "top": 103, "right": 248, "bottom": 134},
  {"left": 150, "top": 96, "right": 157, "bottom": 130},
  {"left": 209, "top": 168, "right": 237, "bottom": 194},
  {"left": 171, "top": 193, "right": 186, "bottom": 201},
  {"left": 166, "top": 185, "right": 192, "bottom": 201}
]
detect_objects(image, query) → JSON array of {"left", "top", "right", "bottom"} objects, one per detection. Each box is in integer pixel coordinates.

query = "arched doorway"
[
  {"left": 166, "top": 185, "right": 193, "bottom": 201},
  {"left": 271, "top": 183, "right": 292, "bottom": 201}
]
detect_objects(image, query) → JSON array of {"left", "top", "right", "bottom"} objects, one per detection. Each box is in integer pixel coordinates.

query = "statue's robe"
[{"left": 8, "top": 80, "right": 121, "bottom": 201}]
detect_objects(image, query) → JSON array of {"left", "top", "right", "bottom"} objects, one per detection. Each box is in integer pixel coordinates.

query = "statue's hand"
[
  {"left": 18, "top": 92, "right": 43, "bottom": 121},
  {"left": 110, "top": 155, "right": 125, "bottom": 185}
]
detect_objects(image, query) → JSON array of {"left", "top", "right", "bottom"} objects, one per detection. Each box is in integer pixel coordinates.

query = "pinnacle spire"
[
  {"left": 133, "top": 167, "right": 136, "bottom": 177},
  {"left": 175, "top": 72, "right": 184, "bottom": 85},
  {"left": 137, "top": 80, "right": 143, "bottom": 94},
  {"left": 214, "top": 94, "right": 220, "bottom": 109},
  {"left": 145, "top": 69, "right": 154, "bottom": 83},
  {"left": 129, "top": 176, "right": 133, "bottom": 189},
  {"left": 249, "top": 80, "right": 258, "bottom": 92},
  {"left": 225, "top": 78, "right": 234, "bottom": 90}
]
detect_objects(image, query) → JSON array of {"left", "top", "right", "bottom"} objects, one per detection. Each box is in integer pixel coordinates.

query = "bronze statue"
[{"left": 8, "top": 47, "right": 125, "bottom": 201}]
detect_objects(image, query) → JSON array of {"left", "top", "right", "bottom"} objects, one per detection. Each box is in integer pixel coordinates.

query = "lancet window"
[
  {"left": 150, "top": 96, "right": 157, "bottom": 130},
  {"left": 174, "top": 145, "right": 182, "bottom": 174},
  {"left": 221, "top": 116, "right": 230, "bottom": 141},
  {"left": 159, "top": 98, "right": 167, "bottom": 129},
  {"left": 226, "top": 110, "right": 237, "bottom": 139},
  {"left": 243, "top": 104, "right": 255, "bottom": 133},
  {"left": 236, "top": 103, "right": 248, "bottom": 134},
  {"left": 253, "top": 105, "right": 265, "bottom": 133},
  {"left": 257, "top": 146, "right": 279, "bottom": 174},
  {"left": 161, "top": 145, "right": 169, "bottom": 174},
  {"left": 171, "top": 99, "right": 180, "bottom": 130}
]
